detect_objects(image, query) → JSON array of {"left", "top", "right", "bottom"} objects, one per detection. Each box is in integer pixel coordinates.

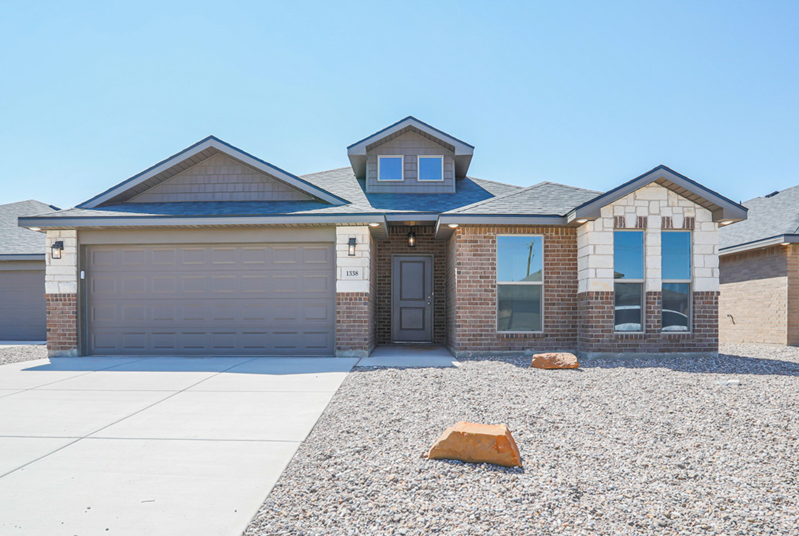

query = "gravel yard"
[
  {"left": 245, "top": 344, "right": 799, "bottom": 536},
  {"left": 0, "top": 344, "right": 46, "bottom": 366}
]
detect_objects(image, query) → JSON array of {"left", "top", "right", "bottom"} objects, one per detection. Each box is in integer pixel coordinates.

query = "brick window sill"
[{"left": 498, "top": 332, "right": 546, "bottom": 339}]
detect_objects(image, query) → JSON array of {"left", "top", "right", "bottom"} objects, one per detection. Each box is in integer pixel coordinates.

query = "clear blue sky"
[{"left": 1, "top": 1, "right": 797, "bottom": 209}]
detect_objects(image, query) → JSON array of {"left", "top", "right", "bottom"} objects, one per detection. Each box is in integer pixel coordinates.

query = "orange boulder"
[
  {"left": 531, "top": 352, "right": 579, "bottom": 369},
  {"left": 427, "top": 421, "right": 522, "bottom": 467}
]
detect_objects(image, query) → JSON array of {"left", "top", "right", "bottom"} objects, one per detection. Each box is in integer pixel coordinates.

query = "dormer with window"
[{"left": 347, "top": 117, "right": 474, "bottom": 194}]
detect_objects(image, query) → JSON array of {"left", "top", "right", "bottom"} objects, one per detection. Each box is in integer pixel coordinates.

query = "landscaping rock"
[
  {"left": 531, "top": 352, "right": 579, "bottom": 369},
  {"left": 427, "top": 421, "right": 522, "bottom": 467}
]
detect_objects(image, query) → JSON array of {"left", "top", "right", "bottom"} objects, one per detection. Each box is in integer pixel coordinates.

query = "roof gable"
[
  {"left": 568, "top": 165, "right": 747, "bottom": 223},
  {"left": 347, "top": 117, "right": 474, "bottom": 180},
  {"left": 128, "top": 153, "right": 313, "bottom": 203},
  {"left": 79, "top": 136, "right": 348, "bottom": 209}
]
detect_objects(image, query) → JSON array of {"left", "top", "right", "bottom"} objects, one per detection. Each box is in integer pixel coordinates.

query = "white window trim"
[
  {"left": 496, "top": 234, "right": 545, "bottom": 334},
  {"left": 417, "top": 155, "right": 445, "bottom": 182},
  {"left": 613, "top": 229, "right": 646, "bottom": 333},
  {"left": 377, "top": 155, "right": 404, "bottom": 182},
  {"left": 661, "top": 230, "right": 693, "bottom": 333}
]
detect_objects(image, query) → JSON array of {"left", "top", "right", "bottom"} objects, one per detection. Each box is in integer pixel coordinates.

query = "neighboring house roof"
[
  {"left": 566, "top": 165, "right": 747, "bottom": 224},
  {"left": 346, "top": 116, "right": 475, "bottom": 180},
  {"left": 78, "top": 136, "right": 349, "bottom": 209},
  {"left": 719, "top": 184, "right": 799, "bottom": 254},
  {"left": 0, "top": 200, "right": 58, "bottom": 259}
]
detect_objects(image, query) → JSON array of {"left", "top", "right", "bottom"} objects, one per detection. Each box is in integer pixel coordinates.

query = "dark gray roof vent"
[{"left": 765, "top": 191, "right": 780, "bottom": 198}]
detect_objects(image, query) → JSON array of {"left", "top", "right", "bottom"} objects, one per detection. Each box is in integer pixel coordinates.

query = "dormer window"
[
  {"left": 378, "top": 155, "right": 403, "bottom": 181},
  {"left": 418, "top": 156, "right": 444, "bottom": 181}
]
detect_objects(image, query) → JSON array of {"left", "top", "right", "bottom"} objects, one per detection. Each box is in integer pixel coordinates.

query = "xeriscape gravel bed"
[
  {"left": 245, "top": 344, "right": 799, "bottom": 536},
  {"left": 0, "top": 345, "right": 47, "bottom": 366}
]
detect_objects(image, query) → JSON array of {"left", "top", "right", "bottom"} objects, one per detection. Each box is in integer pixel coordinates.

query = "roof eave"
[
  {"left": 435, "top": 213, "right": 566, "bottom": 239},
  {"left": 719, "top": 234, "right": 799, "bottom": 256},
  {"left": 18, "top": 213, "right": 388, "bottom": 229},
  {"left": 0, "top": 254, "right": 45, "bottom": 262}
]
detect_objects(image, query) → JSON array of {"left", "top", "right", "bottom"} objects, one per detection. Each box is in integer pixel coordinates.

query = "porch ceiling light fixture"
[
  {"left": 51, "top": 240, "right": 64, "bottom": 260},
  {"left": 448, "top": 223, "right": 459, "bottom": 228},
  {"left": 575, "top": 218, "right": 589, "bottom": 224},
  {"left": 407, "top": 231, "right": 416, "bottom": 248},
  {"left": 719, "top": 220, "right": 733, "bottom": 226},
  {"left": 348, "top": 237, "right": 357, "bottom": 256},
  {"left": 369, "top": 222, "right": 380, "bottom": 227}
]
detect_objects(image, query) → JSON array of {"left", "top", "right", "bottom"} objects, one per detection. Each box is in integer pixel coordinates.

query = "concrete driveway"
[{"left": 0, "top": 356, "right": 357, "bottom": 535}]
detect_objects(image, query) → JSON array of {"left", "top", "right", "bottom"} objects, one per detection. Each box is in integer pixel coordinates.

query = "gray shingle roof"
[
  {"left": 0, "top": 200, "right": 58, "bottom": 256},
  {"left": 719, "top": 185, "right": 799, "bottom": 250},
  {"left": 447, "top": 182, "right": 601, "bottom": 216}
]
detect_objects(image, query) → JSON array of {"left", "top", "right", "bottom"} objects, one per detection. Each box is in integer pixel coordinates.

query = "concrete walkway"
[
  {"left": 0, "top": 356, "right": 357, "bottom": 536},
  {"left": 357, "top": 345, "right": 460, "bottom": 368}
]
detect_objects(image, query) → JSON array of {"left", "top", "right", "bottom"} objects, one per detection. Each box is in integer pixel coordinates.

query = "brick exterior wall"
[
  {"left": 375, "top": 226, "right": 447, "bottom": 344},
  {"left": 446, "top": 231, "right": 458, "bottom": 349},
  {"left": 577, "top": 291, "right": 719, "bottom": 356},
  {"left": 336, "top": 292, "right": 372, "bottom": 356},
  {"left": 46, "top": 293, "right": 78, "bottom": 357},
  {"left": 719, "top": 244, "right": 799, "bottom": 345},
  {"left": 448, "top": 225, "right": 579, "bottom": 355}
]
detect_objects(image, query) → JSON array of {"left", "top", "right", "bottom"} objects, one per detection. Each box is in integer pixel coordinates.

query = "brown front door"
[{"left": 392, "top": 255, "right": 433, "bottom": 342}]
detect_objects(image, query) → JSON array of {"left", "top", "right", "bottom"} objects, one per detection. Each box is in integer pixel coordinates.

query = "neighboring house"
[
  {"left": 18, "top": 117, "right": 746, "bottom": 358},
  {"left": 0, "top": 200, "right": 58, "bottom": 341},
  {"left": 719, "top": 186, "right": 799, "bottom": 345}
]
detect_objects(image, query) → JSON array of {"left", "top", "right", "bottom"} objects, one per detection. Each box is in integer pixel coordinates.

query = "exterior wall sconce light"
[
  {"left": 407, "top": 231, "right": 416, "bottom": 248},
  {"left": 348, "top": 237, "right": 357, "bottom": 256},
  {"left": 51, "top": 241, "right": 64, "bottom": 260}
]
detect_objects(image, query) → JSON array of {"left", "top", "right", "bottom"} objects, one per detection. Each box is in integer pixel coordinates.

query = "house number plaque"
[{"left": 342, "top": 268, "right": 363, "bottom": 280}]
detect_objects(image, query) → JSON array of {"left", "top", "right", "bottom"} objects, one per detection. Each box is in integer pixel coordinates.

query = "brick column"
[
  {"left": 335, "top": 226, "right": 373, "bottom": 357},
  {"left": 45, "top": 230, "right": 79, "bottom": 357}
]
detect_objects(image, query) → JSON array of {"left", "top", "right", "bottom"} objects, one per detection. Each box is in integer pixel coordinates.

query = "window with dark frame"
[
  {"left": 496, "top": 236, "right": 544, "bottom": 332},
  {"left": 613, "top": 230, "right": 644, "bottom": 332},
  {"left": 661, "top": 231, "right": 692, "bottom": 332}
]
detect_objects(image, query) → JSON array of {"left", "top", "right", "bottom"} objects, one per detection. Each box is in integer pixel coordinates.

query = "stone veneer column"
[
  {"left": 335, "top": 226, "right": 373, "bottom": 357},
  {"left": 45, "top": 230, "right": 79, "bottom": 357}
]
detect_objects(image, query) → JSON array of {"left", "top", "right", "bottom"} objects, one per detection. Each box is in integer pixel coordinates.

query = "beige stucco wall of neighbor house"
[{"left": 577, "top": 183, "right": 719, "bottom": 294}]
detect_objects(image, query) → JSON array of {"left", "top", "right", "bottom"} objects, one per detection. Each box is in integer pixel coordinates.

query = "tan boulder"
[
  {"left": 427, "top": 421, "right": 522, "bottom": 467},
  {"left": 531, "top": 352, "right": 579, "bottom": 369}
]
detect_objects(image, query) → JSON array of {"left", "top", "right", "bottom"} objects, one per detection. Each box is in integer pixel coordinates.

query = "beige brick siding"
[
  {"left": 130, "top": 153, "right": 311, "bottom": 203},
  {"left": 719, "top": 244, "right": 799, "bottom": 345}
]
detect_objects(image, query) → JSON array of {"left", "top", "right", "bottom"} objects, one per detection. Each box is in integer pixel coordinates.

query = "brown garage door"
[
  {"left": 86, "top": 243, "right": 335, "bottom": 356},
  {"left": 0, "top": 270, "right": 46, "bottom": 341}
]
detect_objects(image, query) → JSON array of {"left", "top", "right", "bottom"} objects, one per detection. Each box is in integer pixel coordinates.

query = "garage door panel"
[{"left": 87, "top": 243, "right": 335, "bottom": 356}]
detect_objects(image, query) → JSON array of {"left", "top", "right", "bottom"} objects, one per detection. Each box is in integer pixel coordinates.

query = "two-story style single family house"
[{"left": 19, "top": 117, "right": 746, "bottom": 359}]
